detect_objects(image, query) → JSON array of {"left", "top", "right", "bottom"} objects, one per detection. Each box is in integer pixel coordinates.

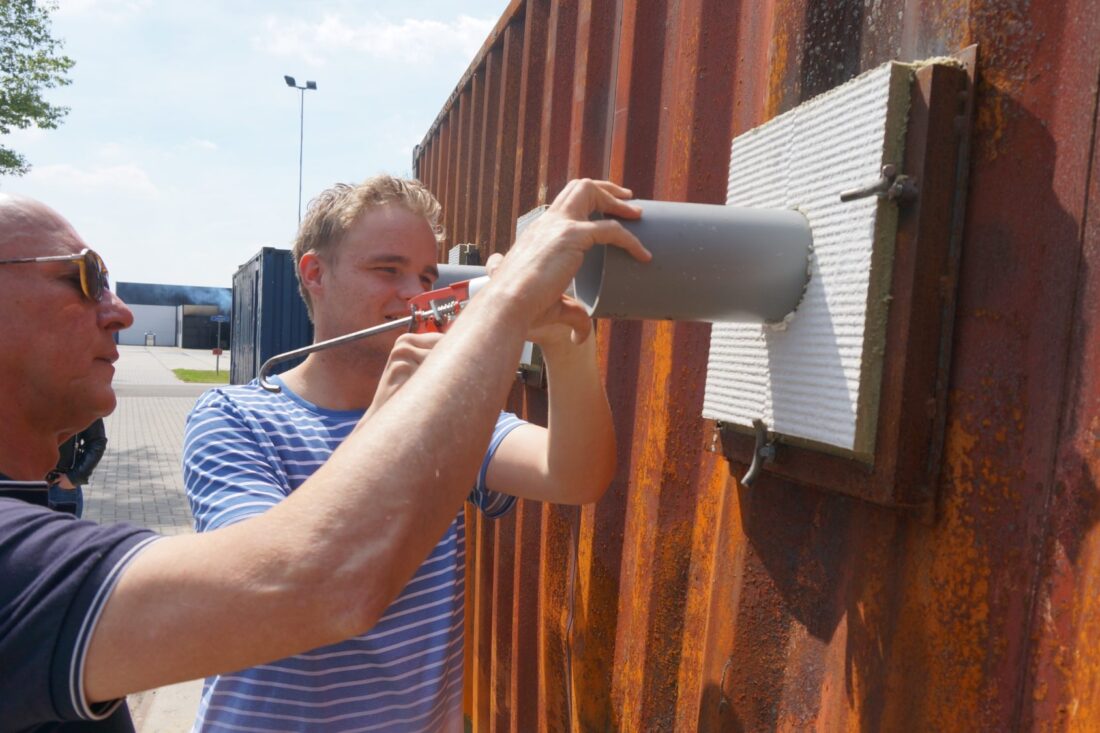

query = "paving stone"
[{"left": 83, "top": 346, "right": 228, "bottom": 535}]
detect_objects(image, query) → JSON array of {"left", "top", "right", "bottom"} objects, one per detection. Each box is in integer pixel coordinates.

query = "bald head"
[{"left": 0, "top": 195, "right": 78, "bottom": 258}]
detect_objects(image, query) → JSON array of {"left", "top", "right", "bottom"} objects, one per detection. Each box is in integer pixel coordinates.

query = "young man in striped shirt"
[{"left": 183, "top": 176, "right": 623, "bottom": 731}]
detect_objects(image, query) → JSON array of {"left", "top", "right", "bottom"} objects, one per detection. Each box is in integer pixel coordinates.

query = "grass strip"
[{"left": 172, "top": 368, "right": 229, "bottom": 384}]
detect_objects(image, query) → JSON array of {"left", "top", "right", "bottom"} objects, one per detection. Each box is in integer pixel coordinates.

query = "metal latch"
[
  {"left": 840, "top": 164, "right": 919, "bottom": 204},
  {"left": 709, "top": 419, "right": 778, "bottom": 488},
  {"left": 740, "top": 419, "right": 777, "bottom": 487}
]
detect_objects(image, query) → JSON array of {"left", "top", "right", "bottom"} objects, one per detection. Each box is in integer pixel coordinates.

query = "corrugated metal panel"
[
  {"left": 229, "top": 247, "right": 313, "bottom": 385},
  {"left": 414, "top": 0, "right": 1100, "bottom": 729}
]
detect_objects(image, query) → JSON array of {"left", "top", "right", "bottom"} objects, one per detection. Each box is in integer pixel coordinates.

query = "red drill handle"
[{"left": 407, "top": 276, "right": 491, "bottom": 334}]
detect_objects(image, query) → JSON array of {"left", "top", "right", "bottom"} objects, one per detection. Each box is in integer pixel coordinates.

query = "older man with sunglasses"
[{"left": 0, "top": 186, "right": 649, "bottom": 731}]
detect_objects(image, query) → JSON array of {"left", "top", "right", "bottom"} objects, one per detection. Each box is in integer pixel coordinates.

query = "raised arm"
[
  {"left": 82, "top": 180, "right": 648, "bottom": 703},
  {"left": 485, "top": 312, "right": 617, "bottom": 505}
]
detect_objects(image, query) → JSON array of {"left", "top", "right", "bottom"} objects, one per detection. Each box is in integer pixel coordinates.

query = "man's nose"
[
  {"left": 97, "top": 289, "right": 135, "bottom": 331},
  {"left": 397, "top": 275, "right": 428, "bottom": 301}
]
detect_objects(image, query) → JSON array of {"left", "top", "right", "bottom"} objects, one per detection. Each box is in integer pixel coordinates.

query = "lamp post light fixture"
[{"left": 284, "top": 75, "right": 318, "bottom": 223}]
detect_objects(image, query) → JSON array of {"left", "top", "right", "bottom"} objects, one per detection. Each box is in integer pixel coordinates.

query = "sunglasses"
[{"left": 0, "top": 247, "right": 111, "bottom": 302}]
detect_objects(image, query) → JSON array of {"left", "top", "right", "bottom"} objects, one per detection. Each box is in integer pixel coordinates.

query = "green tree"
[{"left": 0, "top": 0, "right": 74, "bottom": 175}]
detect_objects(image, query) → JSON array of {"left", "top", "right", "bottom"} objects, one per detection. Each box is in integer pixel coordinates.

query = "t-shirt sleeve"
[
  {"left": 468, "top": 411, "right": 527, "bottom": 519},
  {"left": 183, "top": 389, "right": 290, "bottom": 532},
  {"left": 0, "top": 499, "right": 160, "bottom": 728}
]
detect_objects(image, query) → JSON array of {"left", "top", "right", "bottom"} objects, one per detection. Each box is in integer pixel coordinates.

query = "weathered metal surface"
[{"left": 413, "top": 0, "right": 1100, "bottom": 729}]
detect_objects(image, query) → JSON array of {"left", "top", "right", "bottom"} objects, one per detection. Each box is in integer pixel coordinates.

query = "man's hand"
[
  {"left": 484, "top": 252, "right": 577, "bottom": 348},
  {"left": 363, "top": 332, "right": 444, "bottom": 421},
  {"left": 488, "top": 179, "right": 650, "bottom": 342}
]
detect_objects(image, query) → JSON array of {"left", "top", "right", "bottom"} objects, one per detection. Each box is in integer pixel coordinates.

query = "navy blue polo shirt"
[{"left": 0, "top": 476, "right": 161, "bottom": 731}]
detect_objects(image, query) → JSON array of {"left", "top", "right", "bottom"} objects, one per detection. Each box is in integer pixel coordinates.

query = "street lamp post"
[{"left": 284, "top": 75, "right": 317, "bottom": 223}]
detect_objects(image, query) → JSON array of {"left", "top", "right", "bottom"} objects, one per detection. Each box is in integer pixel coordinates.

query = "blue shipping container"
[{"left": 230, "top": 248, "right": 313, "bottom": 385}]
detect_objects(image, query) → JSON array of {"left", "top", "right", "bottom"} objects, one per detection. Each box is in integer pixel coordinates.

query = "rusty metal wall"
[{"left": 413, "top": 1, "right": 1100, "bottom": 729}]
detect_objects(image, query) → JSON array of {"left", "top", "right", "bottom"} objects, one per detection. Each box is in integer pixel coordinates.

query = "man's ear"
[{"left": 298, "top": 251, "right": 324, "bottom": 299}]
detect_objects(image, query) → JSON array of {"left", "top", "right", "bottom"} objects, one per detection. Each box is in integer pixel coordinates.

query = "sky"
[{"left": 0, "top": 0, "right": 512, "bottom": 288}]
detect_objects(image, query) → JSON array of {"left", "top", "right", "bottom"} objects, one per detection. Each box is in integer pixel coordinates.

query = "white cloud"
[
  {"left": 256, "top": 13, "right": 495, "bottom": 66},
  {"left": 25, "top": 163, "right": 160, "bottom": 198}
]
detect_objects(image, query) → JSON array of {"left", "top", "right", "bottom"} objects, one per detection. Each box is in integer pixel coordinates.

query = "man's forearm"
[
  {"left": 540, "top": 332, "right": 617, "bottom": 503},
  {"left": 85, "top": 283, "right": 532, "bottom": 701}
]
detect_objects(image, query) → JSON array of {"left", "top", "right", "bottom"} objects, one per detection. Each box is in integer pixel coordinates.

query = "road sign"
[{"left": 210, "top": 314, "right": 229, "bottom": 323}]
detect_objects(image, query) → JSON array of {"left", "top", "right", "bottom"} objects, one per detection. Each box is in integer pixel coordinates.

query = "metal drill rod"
[
  {"left": 258, "top": 316, "right": 413, "bottom": 392},
  {"left": 257, "top": 298, "right": 467, "bottom": 393}
]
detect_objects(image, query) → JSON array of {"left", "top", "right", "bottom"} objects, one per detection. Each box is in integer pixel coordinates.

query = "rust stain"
[
  {"left": 611, "top": 320, "right": 675, "bottom": 729},
  {"left": 844, "top": 542, "right": 892, "bottom": 726},
  {"left": 936, "top": 419, "right": 992, "bottom": 699},
  {"left": 1067, "top": 415, "right": 1100, "bottom": 730},
  {"left": 814, "top": 611, "right": 857, "bottom": 733},
  {"left": 1068, "top": 557, "right": 1100, "bottom": 730},
  {"left": 969, "top": 0, "right": 1038, "bottom": 161},
  {"left": 775, "top": 624, "right": 828, "bottom": 729},
  {"left": 893, "top": 417, "right": 993, "bottom": 730},
  {"left": 765, "top": 26, "right": 789, "bottom": 121},
  {"left": 671, "top": 453, "right": 732, "bottom": 727},
  {"left": 1029, "top": 536, "right": 1075, "bottom": 733}
]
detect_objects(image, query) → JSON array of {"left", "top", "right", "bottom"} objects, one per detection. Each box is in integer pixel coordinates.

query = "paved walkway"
[
  {"left": 86, "top": 346, "right": 228, "bottom": 535},
  {"left": 85, "top": 345, "right": 229, "bottom": 730}
]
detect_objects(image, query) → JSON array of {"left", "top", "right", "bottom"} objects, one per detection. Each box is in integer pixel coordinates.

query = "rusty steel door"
[{"left": 412, "top": 0, "right": 1100, "bottom": 729}]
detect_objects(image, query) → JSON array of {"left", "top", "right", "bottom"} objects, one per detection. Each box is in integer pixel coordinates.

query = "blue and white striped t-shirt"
[{"left": 182, "top": 377, "right": 523, "bottom": 732}]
